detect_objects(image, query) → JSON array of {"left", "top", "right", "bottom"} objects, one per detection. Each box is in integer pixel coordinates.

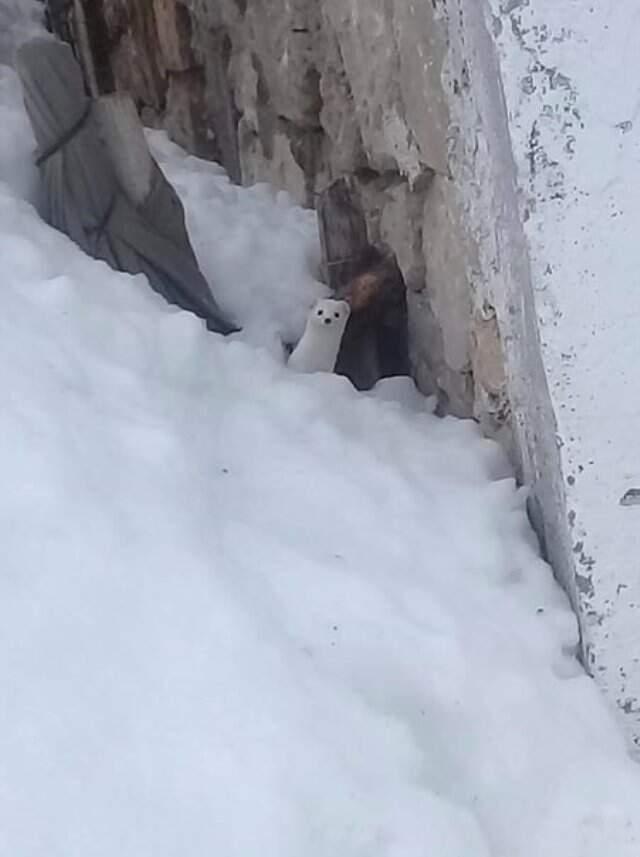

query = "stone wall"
[
  {"left": 76, "top": 0, "right": 511, "bottom": 426},
  {"left": 68, "top": 0, "right": 640, "bottom": 746}
]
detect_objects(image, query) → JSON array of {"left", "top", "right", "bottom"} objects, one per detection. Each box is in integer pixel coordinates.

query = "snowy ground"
[{"left": 2, "top": 21, "right": 640, "bottom": 857}]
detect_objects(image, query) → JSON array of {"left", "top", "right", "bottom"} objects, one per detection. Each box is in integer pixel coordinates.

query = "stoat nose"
[{"left": 324, "top": 317, "right": 332, "bottom": 325}]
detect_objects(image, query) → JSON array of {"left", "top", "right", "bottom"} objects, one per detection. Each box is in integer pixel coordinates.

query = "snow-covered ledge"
[{"left": 452, "top": 0, "right": 640, "bottom": 746}]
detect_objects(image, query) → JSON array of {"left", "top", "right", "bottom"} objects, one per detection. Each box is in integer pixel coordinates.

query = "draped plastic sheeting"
[{"left": 16, "top": 37, "right": 237, "bottom": 335}]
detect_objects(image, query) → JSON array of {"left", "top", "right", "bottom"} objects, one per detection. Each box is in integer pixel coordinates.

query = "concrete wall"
[
  {"left": 74, "top": 0, "right": 640, "bottom": 749},
  {"left": 488, "top": 0, "right": 640, "bottom": 752}
]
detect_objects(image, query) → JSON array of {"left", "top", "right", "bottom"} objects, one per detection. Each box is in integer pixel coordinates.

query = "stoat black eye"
[
  {"left": 317, "top": 309, "right": 324, "bottom": 316},
  {"left": 334, "top": 312, "right": 340, "bottom": 318}
]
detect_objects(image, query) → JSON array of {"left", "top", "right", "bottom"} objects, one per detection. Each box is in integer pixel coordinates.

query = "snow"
[
  {"left": 488, "top": 1, "right": 640, "bottom": 745},
  {"left": 0, "top": 65, "right": 36, "bottom": 200},
  {"left": 2, "top": 20, "right": 640, "bottom": 857},
  {"left": 148, "top": 130, "right": 329, "bottom": 356},
  {"left": 0, "top": 0, "right": 43, "bottom": 67}
]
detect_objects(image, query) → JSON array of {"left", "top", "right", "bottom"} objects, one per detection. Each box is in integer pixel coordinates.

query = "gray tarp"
[{"left": 15, "top": 37, "right": 237, "bottom": 335}]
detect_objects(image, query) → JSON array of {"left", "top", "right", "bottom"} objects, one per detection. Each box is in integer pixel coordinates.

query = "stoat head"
[{"left": 308, "top": 298, "right": 350, "bottom": 333}]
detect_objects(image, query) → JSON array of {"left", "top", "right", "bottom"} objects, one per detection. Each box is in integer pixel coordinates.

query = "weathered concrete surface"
[
  {"left": 72, "top": 0, "right": 640, "bottom": 747},
  {"left": 488, "top": 0, "right": 640, "bottom": 751}
]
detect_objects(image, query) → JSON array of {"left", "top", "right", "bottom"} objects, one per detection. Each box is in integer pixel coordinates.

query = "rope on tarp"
[{"left": 34, "top": 101, "right": 91, "bottom": 167}]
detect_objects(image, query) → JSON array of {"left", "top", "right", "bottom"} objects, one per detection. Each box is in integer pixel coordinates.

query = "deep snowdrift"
[{"left": 1, "top": 49, "right": 640, "bottom": 856}]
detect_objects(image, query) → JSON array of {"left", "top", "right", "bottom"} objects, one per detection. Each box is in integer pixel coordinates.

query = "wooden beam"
[{"left": 71, "top": 0, "right": 99, "bottom": 97}]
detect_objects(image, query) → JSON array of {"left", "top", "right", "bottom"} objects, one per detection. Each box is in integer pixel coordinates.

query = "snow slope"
[
  {"left": 147, "top": 130, "right": 329, "bottom": 355},
  {"left": 1, "top": 44, "right": 640, "bottom": 857},
  {"left": 0, "top": 0, "right": 43, "bottom": 67}
]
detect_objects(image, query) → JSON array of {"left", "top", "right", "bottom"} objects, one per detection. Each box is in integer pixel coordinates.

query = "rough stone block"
[{"left": 154, "top": 0, "right": 195, "bottom": 73}]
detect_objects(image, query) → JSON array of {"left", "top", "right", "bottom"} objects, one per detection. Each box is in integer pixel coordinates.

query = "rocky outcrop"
[{"left": 74, "top": 0, "right": 510, "bottom": 429}]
